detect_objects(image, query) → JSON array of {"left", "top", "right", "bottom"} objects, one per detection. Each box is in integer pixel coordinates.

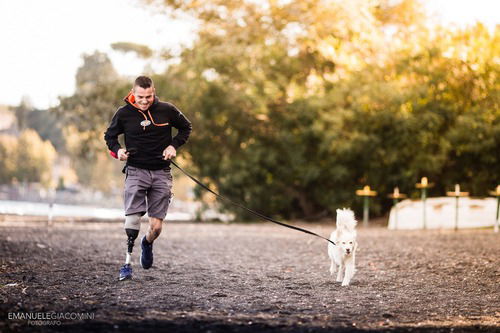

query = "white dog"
[{"left": 328, "top": 208, "right": 358, "bottom": 286}]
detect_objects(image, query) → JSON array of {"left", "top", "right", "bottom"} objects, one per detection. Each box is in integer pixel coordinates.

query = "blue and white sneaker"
[
  {"left": 140, "top": 236, "right": 153, "bottom": 269},
  {"left": 119, "top": 264, "right": 132, "bottom": 280}
]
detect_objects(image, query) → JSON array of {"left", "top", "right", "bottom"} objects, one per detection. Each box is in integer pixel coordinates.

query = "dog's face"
[{"left": 337, "top": 236, "right": 357, "bottom": 256}]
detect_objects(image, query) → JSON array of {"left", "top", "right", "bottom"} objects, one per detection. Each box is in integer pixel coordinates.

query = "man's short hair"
[{"left": 134, "top": 76, "right": 154, "bottom": 89}]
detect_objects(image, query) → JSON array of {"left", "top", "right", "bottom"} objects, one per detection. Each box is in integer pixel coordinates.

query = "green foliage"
[
  {"left": 57, "top": 1, "right": 499, "bottom": 219},
  {"left": 13, "top": 96, "right": 33, "bottom": 131},
  {"left": 0, "top": 135, "right": 16, "bottom": 184},
  {"left": 25, "top": 110, "right": 65, "bottom": 152},
  {"left": 0, "top": 130, "right": 57, "bottom": 187},
  {"left": 12, "top": 97, "right": 65, "bottom": 151},
  {"left": 148, "top": 0, "right": 499, "bottom": 219},
  {"left": 111, "top": 42, "right": 153, "bottom": 58},
  {"left": 53, "top": 51, "right": 129, "bottom": 190}
]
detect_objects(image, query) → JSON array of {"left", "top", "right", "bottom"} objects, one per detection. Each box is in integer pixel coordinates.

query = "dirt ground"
[{"left": 0, "top": 219, "right": 499, "bottom": 332}]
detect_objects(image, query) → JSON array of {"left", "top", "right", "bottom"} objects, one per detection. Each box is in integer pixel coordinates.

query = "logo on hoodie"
[{"left": 140, "top": 120, "right": 152, "bottom": 127}]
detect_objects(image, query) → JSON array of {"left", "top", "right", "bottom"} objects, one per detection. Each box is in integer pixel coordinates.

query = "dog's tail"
[{"left": 336, "top": 208, "right": 357, "bottom": 232}]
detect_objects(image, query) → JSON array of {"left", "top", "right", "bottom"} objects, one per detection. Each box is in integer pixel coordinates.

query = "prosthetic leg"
[
  {"left": 125, "top": 228, "right": 139, "bottom": 264},
  {"left": 119, "top": 214, "right": 141, "bottom": 280}
]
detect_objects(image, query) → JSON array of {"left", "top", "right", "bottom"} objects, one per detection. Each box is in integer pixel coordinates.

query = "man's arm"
[
  {"left": 170, "top": 106, "right": 192, "bottom": 150},
  {"left": 104, "top": 109, "right": 124, "bottom": 159}
]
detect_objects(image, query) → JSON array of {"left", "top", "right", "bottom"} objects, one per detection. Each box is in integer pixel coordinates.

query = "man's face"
[{"left": 133, "top": 86, "right": 155, "bottom": 111}]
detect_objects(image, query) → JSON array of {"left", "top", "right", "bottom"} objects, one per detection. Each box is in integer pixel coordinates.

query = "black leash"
[{"left": 169, "top": 160, "right": 336, "bottom": 246}]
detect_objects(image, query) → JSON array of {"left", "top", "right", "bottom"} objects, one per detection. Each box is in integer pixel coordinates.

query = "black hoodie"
[{"left": 104, "top": 93, "right": 192, "bottom": 170}]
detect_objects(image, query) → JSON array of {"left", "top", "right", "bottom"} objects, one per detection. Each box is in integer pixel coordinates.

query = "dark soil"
[{"left": 0, "top": 220, "right": 499, "bottom": 332}]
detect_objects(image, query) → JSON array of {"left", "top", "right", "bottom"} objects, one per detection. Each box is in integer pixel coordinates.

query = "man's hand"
[
  {"left": 117, "top": 148, "right": 129, "bottom": 161},
  {"left": 163, "top": 145, "right": 176, "bottom": 160}
]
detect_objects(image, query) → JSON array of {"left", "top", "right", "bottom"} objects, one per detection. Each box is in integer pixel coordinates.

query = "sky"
[
  {"left": 0, "top": 0, "right": 196, "bottom": 109},
  {"left": 0, "top": 0, "right": 498, "bottom": 109}
]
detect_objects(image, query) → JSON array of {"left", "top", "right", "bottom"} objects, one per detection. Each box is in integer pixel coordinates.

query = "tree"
[
  {"left": 53, "top": 51, "right": 129, "bottom": 190},
  {"left": 0, "top": 130, "right": 57, "bottom": 187},
  {"left": 111, "top": 42, "right": 153, "bottom": 58},
  {"left": 145, "top": 0, "right": 439, "bottom": 218},
  {"left": 154, "top": 1, "right": 498, "bottom": 219},
  {"left": 13, "top": 95, "right": 34, "bottom": 131},
  {"left": 54, "top": 1, "right": 499, "bottom": 219},
  {"left": 0, "top": 135, "right": 17, "bottom": 184}
]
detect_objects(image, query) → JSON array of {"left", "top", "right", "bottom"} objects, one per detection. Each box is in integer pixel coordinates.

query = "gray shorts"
[{"left": 124, "top": 166, "right": 173, "bottom": 219}]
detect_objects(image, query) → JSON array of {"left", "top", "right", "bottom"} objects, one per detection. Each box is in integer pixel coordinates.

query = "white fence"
[{"left": 388, "top": 197, "right": 497, "bottom": 230}]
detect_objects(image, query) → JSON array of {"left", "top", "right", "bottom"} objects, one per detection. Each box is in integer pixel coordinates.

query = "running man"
[{"left": 104, "top": 75, "right": 192, "bottom": 280}]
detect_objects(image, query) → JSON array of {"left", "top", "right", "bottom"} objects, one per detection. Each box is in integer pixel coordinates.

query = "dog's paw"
[{"left": 341, "top": 281, "right": 350, "bottom": 286}]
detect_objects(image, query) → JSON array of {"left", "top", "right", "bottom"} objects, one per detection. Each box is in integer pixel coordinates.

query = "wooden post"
[
  {"left": 356, "top": 185, "right": 377, "bottom": 227},
  {"left": 388, "top": 187, "right": 406, "bottom": 230},
  {"left": 446, "top": 184, "right": 469, "bottom": 231},
  {"left": 416, "top": 177, "right": 434, "bottom": 230}
]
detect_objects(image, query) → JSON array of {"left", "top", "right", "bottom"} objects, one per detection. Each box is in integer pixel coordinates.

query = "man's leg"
[
  {"left": 124, "top": 214, "right": 142, "bottom": 264},
  {"left": 119, "top": 214, "right": 141, "bottom": 280},
  {"left": 140, "top": 168, "right": 173, "bottom": 269},
  {"left": 122, "top": 166, "right": 149, "bottom": 278},
  {"left": 140, "top": 217, "right": 163, "bottom": 269},
  {"left": 146, "top": 217, "right": 163, "bottom": 243}
]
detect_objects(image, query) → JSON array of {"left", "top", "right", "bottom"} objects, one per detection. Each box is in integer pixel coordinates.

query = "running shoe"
[
  {"left": 119, "top": 264, "right": 132, "bottom": 280},
  {"left": 140, "top": 236, "right": 153, "bottom": 269}
]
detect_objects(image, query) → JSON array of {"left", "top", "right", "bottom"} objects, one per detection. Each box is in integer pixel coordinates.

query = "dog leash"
[
  {"left": 124, "top": 148, "right": 335, "bottom": 246},
  {"left": 169, "top": 160, "right": 336, "bottom": 246}
]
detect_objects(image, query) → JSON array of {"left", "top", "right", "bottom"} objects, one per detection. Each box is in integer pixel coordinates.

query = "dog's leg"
[
  {"left": 329, "top": 260, "right": 337, "bottom": 276},
  {"left": 342, "top": 257, "right": 355, "bottom": 286},
  {"left": 336, "top": 262, "right": 344, "bottom": 282}
]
